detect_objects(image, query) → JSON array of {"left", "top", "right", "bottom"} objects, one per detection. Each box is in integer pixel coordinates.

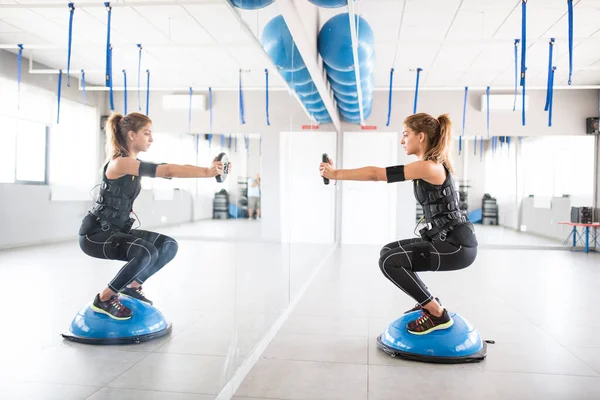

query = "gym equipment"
[
  {"left": 62, "top": 296, "right": 171, "bottom": 345},
  {"left": 376, "top": 310, "right": 488, "bottom": 364},
  {"left": 306, "top": 0, "right": 347, "bottom": 8},
  {"left": 322, "top": 153, "right": 330, "bottom": 185},
  {"left": 215, "top": 152, "right": 230, "bottom": 183},
  {"left": 230, "top": 0, "right": 275, "bottom": 10},
  {"left": 261, "top": 15, "right": 305, "bottom": 72}
]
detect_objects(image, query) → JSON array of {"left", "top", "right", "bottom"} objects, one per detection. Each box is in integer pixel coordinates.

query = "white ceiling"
[{"left": 1, "top": 0, "right": 600, "bottom": 91}]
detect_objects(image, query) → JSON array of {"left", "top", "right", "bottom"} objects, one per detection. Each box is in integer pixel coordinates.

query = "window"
[{"left": 0, "top": 115, "right": 48, "bottom": 184}]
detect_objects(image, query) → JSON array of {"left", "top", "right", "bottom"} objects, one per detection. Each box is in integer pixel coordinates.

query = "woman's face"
[
  {"left": 400, "top": 125, "right": 423, "bottom": 156},
  {"left": 129, "top": 123, "right": 153, "bottom": 153}
]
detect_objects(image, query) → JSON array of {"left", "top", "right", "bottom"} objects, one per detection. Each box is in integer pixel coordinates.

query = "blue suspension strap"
[
  {"left": 513, "top": 39, "right": 519, "bottom": 111},
  {"left": 145, "top": 69, "right": 150, "bottom": 115},
  {"left": 220, "top": 134, "right": 225, "bottom": 149},
  {"left": 385, "top": 68, "right": 394, "bottom": 126},
  {"left": 460, "top": 86, "right": 468, "bottom": 155},
  {"left": 507, "top": 136, "right": 511, "bottom": 153},
  {"left": 413, "top": 67, "right": 422, "bottom": 114},
  {"left": 265, "top": 69, "right": 270, "bottom": 126},
  {"left": 548, "top": 66, "right": 557, "bottom": 126},
  {"left": 188, "top": 87, "right": 193, "bottom": 133},
  {"left": 500, "top": 136, "right": 504, "bottom": 150},
  {"left": 57, "top": 70, "right": 63, "bottom": 124},
  {"left": 137, "top": 44, "right": 142, "bottom": 110},
  {"left": 239, "top": 69, "right": 245, "bottom": 125},
  {"left": 544, "top": 38, "right": 555, "bottom": 111},
  {"left": 486, "top": 86, "right": 490, "bottom": 138},
  {"left": 104, "top": 2, "right": 114, "bottom": 111},
  {"left": 520, "top": 0, "right": 527, "bottom": 125},
  {"left": 567, "top": 0, "right": 574, "bottom": 85},
  {"left": 123, "top": 70, "right": 127, "bottom": 115},
  {"left": 227, "top": 134, "right": 232, "bottom": 150},
  {"left": 17, "top": 44, "right": 23, "bottom": 109},
  {"left": 81, "top": 69, "right": 86, "bottom": 104},
  {"left": 67, "top": 3, "right": 75, "bottom": 87}
]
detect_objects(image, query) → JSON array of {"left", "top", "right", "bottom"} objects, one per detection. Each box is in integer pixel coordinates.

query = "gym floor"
[{"left": 0, "top": 221, "right": 598, "bottom": 399}]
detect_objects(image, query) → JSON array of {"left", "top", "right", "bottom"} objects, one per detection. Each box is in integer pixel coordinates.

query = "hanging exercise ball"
[
  {"left": 325, "top": 62, "right": 375, "bottom": 85},
  {"left": 229, "top": 0, "right": 275, "bottom": 10},
  {"left": 337, "top": 98, "right": 372, "bottom": 113},
  {"left": 329, "top": 77, "right": 374, "bottom": 96},
  {"left": 340, "top": 107, "right": 372, "bottom": 124},
  {"left": 261, "top": 15, "right": 305, "bottom": 72},
  {"left": 318, "top": 13, "right": 375, "bottom": 71},
  {"left": 306, "top": 0, "right": 347, "bottom": 8},
  {"left": 299, "top": 92, "right": 323, "bottom": 104},
  {"left": 305, "top": 101, "right": 327, "bottom": 113},
  {"left": 295, "top": 81, "right": 318, "bottom": 96},
  {"left": 280, "top": 67, "right": 312, "bottom": 85},
  {"left": 316, "top": 115, "right": 332, "bottom": 124},
  {"left": 311, "top": 110, "right": 331, "bottom": 120}
]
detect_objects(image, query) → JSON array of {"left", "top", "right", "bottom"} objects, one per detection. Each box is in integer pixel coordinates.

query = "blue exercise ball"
[
  {"left": 311, "top": 110, "right": 331, "bottom": 120},
  {"left": 340, "top": 106, "right": 372, "bottom": 121},
  {"left": 334, "top": 91, "right": 372, "bottom": 104},
  {"left": 61, "top": 296, "right": 172, "bottom": 344},
  {"left": 306, "top": 0, "right": 347, "bottom": 8},
  {"left": 261, "top": 15, "right": 305, "bottom": 72},
  {"left": 337, "top": 99, "right": 372, "bottom": 113},
  {"left": 325, "top": 62, "right": 375, "bottom": 85},
  {"left": 317, "top": 115, "right": 332, "bottom": 124},
  {"left": 306, "top": 101, "right": 327, "bottom": 113},
  {"left": 329, "top": 77, "right": 374, "bottom": 96},
  {"left": 300, "top": 92, "right": 323, "bottom": 104},
  {"left": 295, "top": 81, "right": 318, "bottom": 96},
  {"left": 318, "top": 13, "right": 375, "bottom": 71},
  {"left": 376, "top": 311, "right": 487, "bottom": 363},
  {"left": 230, "top": 0, "right": 275, "bottom": 10},
  {"left": 280, "top": 67, "right": 312, "bottom": 85}
]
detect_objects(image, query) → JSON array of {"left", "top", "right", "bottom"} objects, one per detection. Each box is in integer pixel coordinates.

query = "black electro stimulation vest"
[
  {"left": 414, "top": 164, "right": 466, "bottom": 241},
  {"left": 89, "top": 163, "right": 141, "bottom": 232}
]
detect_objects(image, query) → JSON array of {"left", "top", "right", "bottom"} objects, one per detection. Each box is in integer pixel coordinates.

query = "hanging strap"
[
  {"left": 123, "top": 70, "right": 127, "bottom": 115},
  {"left": 265, "top": 69, "right": 271, "bottom": 126},
  {"left": 567, "top": 0, "right": 574, "bottom": 85},
  {"left": 486, "top": 86, "right": 490, "bottom": 138},
  {"left": 513, "top": 39, "right": 519, "bottom": 111},
  {"left": 137, "top": 44, "right": 142, "bottom": 111},
  {"left": 145, "top": 69, "right": 150, "bottom": 116},
  {"left": 81, "top": 69, "right": 86, "bottom": 104},
  {"left": 520, "top": 0, "right": 527, "bottom": 125},
  {"left": 239, "top": 69, "right": 246, "bottom": 125},
  {"left": 220, "top": 134, "right": 225, "bottom": 148},
  {"left": 67, "top": 3, "right": 75, "bottom": 87},
  {"left": 17, "top": 44, "right": 23, "bottom": 109},
  {"left": 545, "top": 38, "right": 555, "bottom": 111},
  {"left": 57, "top": 70, "right": 63, "bottom": 124},
  {"left": 460, "top": 86, "right": 468, "bottom": 155},
  {"left": 188, "top": 87, "right": 193, "bottom": 133},
  {"left": 507, "top": 136, "right": 511, "bottom": 153},
  {"left": 104, "top": 2, "right": 114, "bottom": 111},
  {"left": 227, "top": 134, "right": 232, "bottom": 149},
  {"left": 548, "top": 66, "right": 557, "bottom": 127},
  {"left": 413, "top": 67, "right": 422, "bottom": 114},
  {"left": 385, "top": 68, "right": 394, "bottom": 126}
]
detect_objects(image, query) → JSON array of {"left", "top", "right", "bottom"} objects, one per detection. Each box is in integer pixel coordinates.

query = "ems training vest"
[
  {"left": 414, "top": 164, "right": 468, "bottom": 242},
  {"left": 89, "top": 162, "right": 141, "bottom": 231}
]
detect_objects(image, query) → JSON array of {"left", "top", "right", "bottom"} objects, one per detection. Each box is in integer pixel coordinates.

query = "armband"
[
  {"left": 138, "top": 161, "right": 159, "bottom": 177},
  {"left": 386, "top": 165, "right": 405, "bottom": 183}
]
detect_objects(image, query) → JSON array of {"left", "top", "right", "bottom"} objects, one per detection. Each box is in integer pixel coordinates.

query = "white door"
[{"left": 341, "top": 132, "right": 398, "bottom": 245}]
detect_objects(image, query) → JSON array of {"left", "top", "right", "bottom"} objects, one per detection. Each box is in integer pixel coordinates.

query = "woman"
[
  {"left": 79, "top": 112, "right": 226, "bottom": 320},
  {"left": 319, "top": 113, "right": 478, "bottom": 335}
]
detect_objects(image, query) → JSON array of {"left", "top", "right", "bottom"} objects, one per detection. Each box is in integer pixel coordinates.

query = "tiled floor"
[
  {"left": 0, "top": 221, "right": 334, "bottom": 400},
  {"left": 234, "top": 245, "right": 600, "bottom": 400}
]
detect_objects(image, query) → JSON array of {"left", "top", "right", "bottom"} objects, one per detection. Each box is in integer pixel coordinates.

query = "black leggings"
[
  {"left": 378, "top": 238, "right": 477, "bottom": 306},
  {"left": 79, "top": 229, "right": 178, "bottom": 293}
]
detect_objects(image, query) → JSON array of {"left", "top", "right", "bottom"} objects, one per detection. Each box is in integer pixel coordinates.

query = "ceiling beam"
[
  {"left": 348, "top": 0, "right": 364, "bottom": 126},
  {"left": 277, "top": 0, "right": 341, "bottom": 131},
  {"left": 0, "top": 0, "right": 222, "bottom": 9}
]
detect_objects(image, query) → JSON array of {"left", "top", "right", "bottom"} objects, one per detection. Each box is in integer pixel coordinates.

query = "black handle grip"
[{"left": 322, "top": 153, "right": 330, "bottom": 185}]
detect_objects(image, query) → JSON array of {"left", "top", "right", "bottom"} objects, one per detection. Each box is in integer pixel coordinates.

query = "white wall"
[{"left": 280, "top": 131, "right": 336, "bottom": 243}]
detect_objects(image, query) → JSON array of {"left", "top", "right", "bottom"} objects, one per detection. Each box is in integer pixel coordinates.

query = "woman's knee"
[{"left": 160, "top": 236, "right": 179, "bottom": 262}]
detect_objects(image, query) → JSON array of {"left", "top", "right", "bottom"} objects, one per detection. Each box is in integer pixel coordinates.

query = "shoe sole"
[
  {"left": 119, "top": 292, "right": 153, "bottom": 306},
  {"left": 91, "top": 304, "right": 133, "bottom": 321},
  {"left": 407, "top": 318, "right": 454, "bottom": 335}
]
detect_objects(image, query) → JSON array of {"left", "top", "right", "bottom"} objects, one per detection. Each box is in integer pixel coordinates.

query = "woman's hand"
[
  {"left": 208, "top": 157, "right": 225, "bottom": 177},
  {"left": 320, "top": 157, "right": 336, "bottom": 180}
]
